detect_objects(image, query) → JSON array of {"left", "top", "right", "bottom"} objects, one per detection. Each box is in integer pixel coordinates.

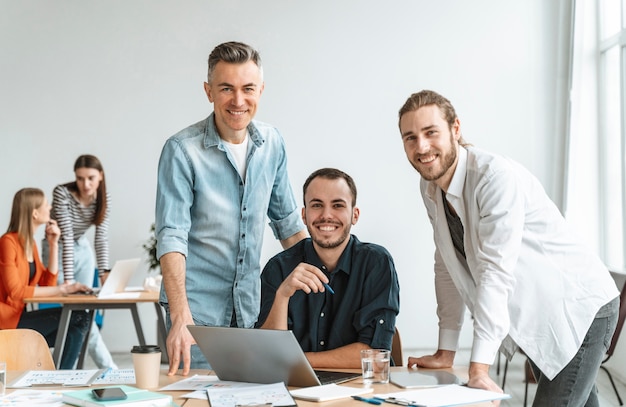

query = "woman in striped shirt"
[{"left": 47, "top": 154, "right": 117, "bottom": 369}]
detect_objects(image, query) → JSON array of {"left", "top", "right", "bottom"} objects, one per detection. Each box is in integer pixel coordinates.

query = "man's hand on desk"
[
  {"left": 468, "top": 362, "right": 503, "bottom": 407},
  {"left": 166, "top": 318, "right": 196, "bottom": 377},
  {"left": 407, "top": 349, "right": 455, "bottom": 369}
]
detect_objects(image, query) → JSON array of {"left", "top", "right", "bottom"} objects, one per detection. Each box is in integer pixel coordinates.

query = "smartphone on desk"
[{"left": 92, "top": 387, "right": 127, "bottom": 401}]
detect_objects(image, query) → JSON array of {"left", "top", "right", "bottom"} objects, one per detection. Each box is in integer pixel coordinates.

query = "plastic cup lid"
[{"left": 131, "top": 345, "right": 161, "bottom": 353}]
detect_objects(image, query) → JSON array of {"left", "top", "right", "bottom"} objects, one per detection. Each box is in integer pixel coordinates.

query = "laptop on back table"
[
  {"left": 89, "top": 258, "right": 141, "bottom": 298},
  {"left": 187, "top": 325, "right": 361, "bottom": 387}
]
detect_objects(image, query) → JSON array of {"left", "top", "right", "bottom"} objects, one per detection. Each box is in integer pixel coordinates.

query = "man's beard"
[
  {"left": 308, "top": 225, "right": 350, "bottom": 249},
  {"left": 412, "top": 136, "right": 457, "bottom": 181}
]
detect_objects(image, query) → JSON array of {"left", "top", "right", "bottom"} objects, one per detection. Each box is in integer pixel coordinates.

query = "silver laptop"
[
  {"left": 188, "top": 326, "right": 361, "bottom": 387},
  {"left": 92, "top": 258, "right": 141, "bottom": 297}
]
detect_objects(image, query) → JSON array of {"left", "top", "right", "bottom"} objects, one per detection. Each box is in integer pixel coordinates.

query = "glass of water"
[{"left": 360, "top": 349, "right": 390, "bottom": 384}]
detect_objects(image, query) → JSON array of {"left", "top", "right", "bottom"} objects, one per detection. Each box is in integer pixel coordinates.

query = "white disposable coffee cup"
[{"left": 131, "top": 345, "right": 161, "bottom": 389}]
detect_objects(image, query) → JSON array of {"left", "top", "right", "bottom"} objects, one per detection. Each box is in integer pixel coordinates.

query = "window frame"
[{"left": 597, "top": 0, "right": 626, "bottom": 270}]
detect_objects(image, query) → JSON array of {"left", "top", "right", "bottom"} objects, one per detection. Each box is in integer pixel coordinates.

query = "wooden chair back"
[
  {"left": 0, "top": 329, "right": 55, "bottom": 370},
  {"left": 392, "top": 327, "right": 404, "bottom": 366}
]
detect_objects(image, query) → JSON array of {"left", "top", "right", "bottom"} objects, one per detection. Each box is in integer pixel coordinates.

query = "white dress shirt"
[{"left": 420, "top": 145, "right": 618, "bottom": 380}]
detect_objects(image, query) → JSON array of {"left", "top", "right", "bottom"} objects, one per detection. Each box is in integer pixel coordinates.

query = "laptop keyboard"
[{"left": 314, "top": 370, "right": 361, "bottom": 385}]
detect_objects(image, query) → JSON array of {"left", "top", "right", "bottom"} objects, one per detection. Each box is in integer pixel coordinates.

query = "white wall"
[{"left": 1, "top": 0, "right": 567, "bottom": 364}]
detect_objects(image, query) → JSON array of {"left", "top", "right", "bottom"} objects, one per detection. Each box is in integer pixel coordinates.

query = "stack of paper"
[{"left": 375, "top": 384, "right": 510, "bottom": 406}]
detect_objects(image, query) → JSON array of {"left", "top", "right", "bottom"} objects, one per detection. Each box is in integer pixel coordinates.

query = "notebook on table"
[
  {"left": 187, "top": 325, "right": 361, "bottom": 387},
  {"left": 62, "top": 385, "right": 171, "bottom": 407}
]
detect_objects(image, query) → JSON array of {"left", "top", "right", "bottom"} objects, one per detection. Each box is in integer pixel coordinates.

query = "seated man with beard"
[{"left": 257, "top": 168, "right": 400, "bottom": 368}]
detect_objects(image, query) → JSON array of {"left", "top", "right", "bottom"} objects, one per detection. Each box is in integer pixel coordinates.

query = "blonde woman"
[{"left": 0, "top": 188, "right": 90, "bottom": 369}]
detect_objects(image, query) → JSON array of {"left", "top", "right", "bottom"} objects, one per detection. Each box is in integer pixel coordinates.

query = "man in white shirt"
[{"left": 398, "top": 89, "right": 619, "bottom": 406}]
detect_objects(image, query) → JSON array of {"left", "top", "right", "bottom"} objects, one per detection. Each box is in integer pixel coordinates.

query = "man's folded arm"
[{"left": 305, "top": 342, "right": 371, "bottom": 369}]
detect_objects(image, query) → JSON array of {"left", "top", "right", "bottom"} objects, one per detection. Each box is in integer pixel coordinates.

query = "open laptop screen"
[{"left": 188, "top": 326, "right": 360, "bottom": 387}]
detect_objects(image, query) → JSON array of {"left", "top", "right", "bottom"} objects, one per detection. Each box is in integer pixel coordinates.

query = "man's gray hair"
[{"left": 207, "top": 41, "right": 263, "bottom": 83}]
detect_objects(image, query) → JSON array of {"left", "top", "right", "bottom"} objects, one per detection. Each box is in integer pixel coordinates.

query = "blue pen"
[
  {"left": 352, "top": 395, "right": 382, "bottom": 405},
  {"left": 98, "top": 367, "right": 112, "bottom": 379},
  {"left": 375, "top": 396, "right": 427, "bottom": 407},
  {"left": 320, "top": 265, "right": 335, "bottom": 294}
]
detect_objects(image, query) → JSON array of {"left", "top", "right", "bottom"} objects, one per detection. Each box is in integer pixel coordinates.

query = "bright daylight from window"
[{"left": 598, "top": 0, "right": 625, "bottom": 271}]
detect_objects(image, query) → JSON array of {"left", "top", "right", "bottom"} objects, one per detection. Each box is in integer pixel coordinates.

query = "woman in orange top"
[{"left": 0, "top": 188, "right": 91, "bottom": 369}]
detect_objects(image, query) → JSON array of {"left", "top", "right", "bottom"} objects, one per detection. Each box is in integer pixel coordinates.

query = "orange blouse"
[{"left": 0, "top": 232, "right": 57, "bottom": 328}]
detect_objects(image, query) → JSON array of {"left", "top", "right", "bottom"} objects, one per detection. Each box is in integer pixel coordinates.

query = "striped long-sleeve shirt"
[{"left": 51, "top": 184, "right": 111, "bottom": 282}]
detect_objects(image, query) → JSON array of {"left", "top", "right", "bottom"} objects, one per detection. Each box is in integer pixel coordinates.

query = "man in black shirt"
[{"left": 257, "top": 168, "right": 400, "bottom": 368}]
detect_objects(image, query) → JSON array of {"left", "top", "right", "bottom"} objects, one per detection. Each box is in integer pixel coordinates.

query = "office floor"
[{"left": 86, "top": 349, "right": 626, "bottom": 406}]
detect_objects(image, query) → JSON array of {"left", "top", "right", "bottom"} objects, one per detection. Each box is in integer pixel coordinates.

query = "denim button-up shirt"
[{"left": 155, "top": 114, "right": 304, "bottom": 328}]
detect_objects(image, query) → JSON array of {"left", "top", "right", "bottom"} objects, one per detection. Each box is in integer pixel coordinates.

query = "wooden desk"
[
  {"left": 179, "top": 367, "right": 496, "bottom": 407},
  {"left": 6, "top": 368, "right": 496, "bottom": 406},
  {"left": 24, "top": 291, "right": 167, "bottom": 369},
  {"left": 6, "top": 369, "right": 197, "bottom": 406}
]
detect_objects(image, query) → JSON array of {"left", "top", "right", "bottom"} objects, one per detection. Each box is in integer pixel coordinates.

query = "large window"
[
  {"left": 598, "top": 0, "right": 625, "bottom": 270},
  {"left": 567, "top": 0, "right": 625, "bottom": 272}
]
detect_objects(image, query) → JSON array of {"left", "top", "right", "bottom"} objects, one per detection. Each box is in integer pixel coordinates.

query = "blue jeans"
[
  {"left": 529, "top": 296, "right": 619, "bottom": 407},
  {"left": 17, "top": 307, "right": 89, "bottom": 369}
]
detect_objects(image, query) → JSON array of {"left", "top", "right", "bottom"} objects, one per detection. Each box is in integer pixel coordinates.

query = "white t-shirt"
[{"left": 223, "top": 133, "right": 250, "bottom": 181}]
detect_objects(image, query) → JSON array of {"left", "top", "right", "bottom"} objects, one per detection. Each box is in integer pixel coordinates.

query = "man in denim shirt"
[
  {"left": 257, "top": 168, "right": 400, "bottom": 368},
  {"left": 155, "top": 42, "right": 306, "bottom": 375}
]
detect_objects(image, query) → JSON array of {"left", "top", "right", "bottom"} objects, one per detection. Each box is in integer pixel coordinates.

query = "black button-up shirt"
[{"left": 257, "top": 235, "right": 400, "bottom": 352}]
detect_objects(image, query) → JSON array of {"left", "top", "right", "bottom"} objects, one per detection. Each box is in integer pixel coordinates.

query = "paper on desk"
[
  {"left": 9, "top": 370, "right": 103, "bottom": 388},
  {"left": 290, "top": 383, "right": 373, "bottom": 401},
  {"left": 375, "top": 384, "right": 510, "bottom": 406},
  {"left": 160, "top": 374, "right": 220, "bottom": 391},
  {"left": 160, "top": 375, "right": 262, "bottom": 399},
  {"left": 0, "top": 389, "right": 64, "bottom": 406},
  {"left": 92, "top": 368, "right": 136, "bottom": 385},
  {"left": 207, "top": 382, "right": 296, "bottom": 407}
]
